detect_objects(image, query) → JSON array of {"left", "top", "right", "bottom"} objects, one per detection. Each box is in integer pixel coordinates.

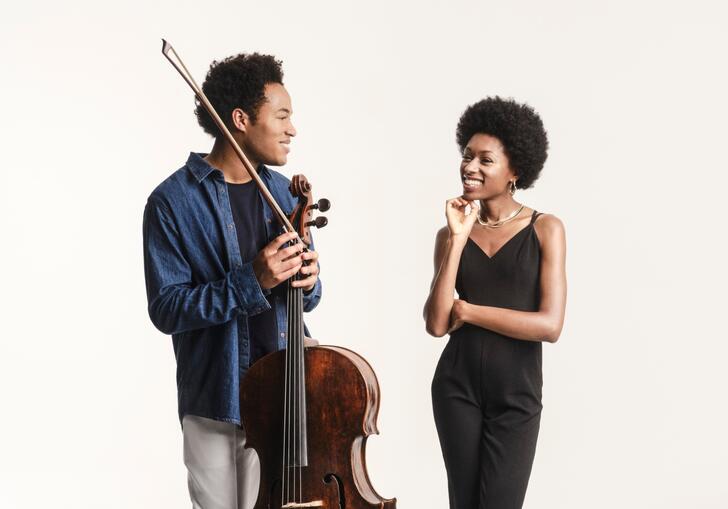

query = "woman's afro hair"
[
  {"left": 195, "top": 53, "right": 284, "bottom": 138},
  {"left": 456, "top": 96, "right": 549, "bottom": 189}
]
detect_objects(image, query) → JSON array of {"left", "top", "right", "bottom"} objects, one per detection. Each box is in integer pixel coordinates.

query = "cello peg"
[
  {"left": 317, "top": 198, "right": 331, "bottom": 212},
  {"left": 305, "top": 216, "right": 328, "bottom": 229},
  {"left": 310, "top": 198, "right": 331, "bottom": 212}
]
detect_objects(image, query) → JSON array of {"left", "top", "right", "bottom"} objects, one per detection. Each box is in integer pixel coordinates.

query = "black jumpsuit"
[{"left": 431, "top": 210, "right": 544, "bottom": 509}]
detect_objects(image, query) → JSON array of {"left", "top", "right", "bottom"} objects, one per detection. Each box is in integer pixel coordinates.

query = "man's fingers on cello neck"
[
  {"left": 270, "top": 231, "right": 299, "bottom": 250},
  {"left": 278, "top": 243, "right": 304, "bottom": 261}
]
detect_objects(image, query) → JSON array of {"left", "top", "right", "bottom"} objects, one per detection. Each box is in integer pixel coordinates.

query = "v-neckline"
[{"left": 467, "top": 223, "right": 533, "bottom": 260}]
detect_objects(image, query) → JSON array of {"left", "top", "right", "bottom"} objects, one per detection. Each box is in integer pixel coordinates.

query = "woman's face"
[{"left": 460, "top": 133, "right": 517, "bottom": 201}]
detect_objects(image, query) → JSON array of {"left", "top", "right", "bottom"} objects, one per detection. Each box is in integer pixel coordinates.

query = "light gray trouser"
[{"left": 182, "top": 415, "right": 260, "bottom": 509}]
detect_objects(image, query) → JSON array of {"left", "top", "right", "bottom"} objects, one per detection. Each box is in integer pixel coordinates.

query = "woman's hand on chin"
[{"left": 445, "top": 197, "right": 480, "bottom": 242}]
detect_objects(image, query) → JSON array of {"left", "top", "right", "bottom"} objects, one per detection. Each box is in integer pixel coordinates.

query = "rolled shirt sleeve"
[{"left": 143, "top": 196, "right": 270, "bottom": 335}]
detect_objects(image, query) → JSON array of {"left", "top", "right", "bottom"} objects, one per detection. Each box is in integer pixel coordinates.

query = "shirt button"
[
  {"left": 280, "top": 333, "right": 285, "bottom": 338},
  {"left": 228, "top": 223, "right": 234, "bottom": 229}
]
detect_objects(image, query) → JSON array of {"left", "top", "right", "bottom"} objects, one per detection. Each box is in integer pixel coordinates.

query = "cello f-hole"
[{"left": 323, "top": 473, "right": 345, "bottom": 509}]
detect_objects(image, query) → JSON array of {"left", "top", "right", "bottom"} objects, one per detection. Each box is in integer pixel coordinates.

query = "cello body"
[{"left": 240, "top": 345, "right": 396, "bottom": 509}]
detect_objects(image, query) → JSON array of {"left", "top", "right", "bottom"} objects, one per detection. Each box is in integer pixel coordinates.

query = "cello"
[{"left": 162, "top": 40, "right": 396, "bottom": 509}]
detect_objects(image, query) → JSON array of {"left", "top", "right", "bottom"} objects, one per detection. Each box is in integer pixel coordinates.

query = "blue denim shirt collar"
[{"left": 186, "top": 152, "right": 272, "bottom": 183}]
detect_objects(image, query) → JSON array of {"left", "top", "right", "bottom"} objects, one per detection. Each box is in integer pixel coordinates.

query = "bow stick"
[{"left": 161, "top": 39, "right": 300, "bottom": 239}]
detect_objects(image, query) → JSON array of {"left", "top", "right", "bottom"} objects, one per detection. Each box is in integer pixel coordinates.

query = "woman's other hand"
[{"left": 447, "top": 298, "right": 470, "bottom": 334}]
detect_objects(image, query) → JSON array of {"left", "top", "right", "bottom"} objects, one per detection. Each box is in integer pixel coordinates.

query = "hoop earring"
[{"left": 509, "top": 180, "right": 517, "bottom": 195}]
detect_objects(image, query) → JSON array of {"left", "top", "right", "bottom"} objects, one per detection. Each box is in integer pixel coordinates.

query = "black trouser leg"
[
  {"left": 432, "top": 335, "right": 541, "bottom": 509},
  {"left": 432, "top": 384, "right": 483, "bottom": 509},
  {"left": 479, "top": 413, "right": 541, "bottom": 508}
]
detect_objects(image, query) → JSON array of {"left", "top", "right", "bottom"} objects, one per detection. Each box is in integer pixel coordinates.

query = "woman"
[{"left": 424, "top": 96, "right": 567, "bottom": 509}]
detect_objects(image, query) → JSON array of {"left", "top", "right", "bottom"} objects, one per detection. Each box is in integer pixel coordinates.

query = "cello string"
[
  {"left": 298, "top": 278, "right": 304, "bottom": 500},
  {"left": 292, "top": 269, "right": 300, "bottom": 502},
  {"left": 292, "top": 255, "right": 300, "bottom": 502},
  {"left": 299, "top": 283, "right": 303, "bottom": 502},
  {"left": 283, "top": 282, "right": 287, "bottom": 506},
  {"left": 297, "top": 271, "right": 302, "bottom": 501},
  {"left": 298, "top": 283, "right": 304, "bottom": 503},
  {"left": 282, "top": 276, "right": 291, "bottom": 505},
  {"left": 289, "top": 277, "right": 295, "bottom": 504},
  {"left": 292, "top": 274, "right": 297, "bottom": 502},
  {"left": 292, "top": 280, "right": 298, "bottom": 502},
  {"left": 288, "top": 223, "right": 294, "bottom": 503}
]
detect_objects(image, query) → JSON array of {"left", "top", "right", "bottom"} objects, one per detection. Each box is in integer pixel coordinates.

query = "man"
[{"left": 143, "top": 53, "right": 322, "bottom": 509}]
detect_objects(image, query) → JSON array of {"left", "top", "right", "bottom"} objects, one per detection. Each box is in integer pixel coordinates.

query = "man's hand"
[
  {"left": 253, "top": 232, "right": 305, "bottom": 290},
  {"left": 292, "top": 248, "right": 319, "bottom": 292}
]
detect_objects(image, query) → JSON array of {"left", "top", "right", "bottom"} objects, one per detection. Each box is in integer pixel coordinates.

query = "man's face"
[{"left": 240, "top": 82, "right": 297, "bottom": 167}]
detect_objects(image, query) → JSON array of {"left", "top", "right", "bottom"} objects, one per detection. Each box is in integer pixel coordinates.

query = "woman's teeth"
[{"left": 464, "top": 179, "right": 483, "bottom": 187}]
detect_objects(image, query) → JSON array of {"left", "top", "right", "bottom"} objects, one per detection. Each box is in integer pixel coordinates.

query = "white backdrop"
[{"left": 2, "top": 1, "right": 727, "bottom": 507}]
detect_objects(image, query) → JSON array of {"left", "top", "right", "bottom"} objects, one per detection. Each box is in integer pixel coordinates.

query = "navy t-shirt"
[{"left": 227, "top": 180, "right": 278, "bottom": 366}]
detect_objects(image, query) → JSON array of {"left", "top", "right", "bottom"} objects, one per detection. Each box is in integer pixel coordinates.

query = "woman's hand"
[
  {"left": 446, "top": 197, "right": 480, "bottom": 240},
  {"left": 447, "top": 298, "right": 470, "bottom": 334}
]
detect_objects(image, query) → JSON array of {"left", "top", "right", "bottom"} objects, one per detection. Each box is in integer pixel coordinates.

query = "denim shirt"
[{"left": 143, "top": 152, "right": 322, "bottom": 426}]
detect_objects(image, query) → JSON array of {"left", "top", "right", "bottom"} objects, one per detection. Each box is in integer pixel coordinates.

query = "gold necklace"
[{"left": 477, "top": 203, "right": 525, "bottom": 227}]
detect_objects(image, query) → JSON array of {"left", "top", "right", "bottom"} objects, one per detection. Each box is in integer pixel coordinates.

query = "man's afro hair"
[{"left": 195, "top": 53, "right": 284, "bottom": 138}]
